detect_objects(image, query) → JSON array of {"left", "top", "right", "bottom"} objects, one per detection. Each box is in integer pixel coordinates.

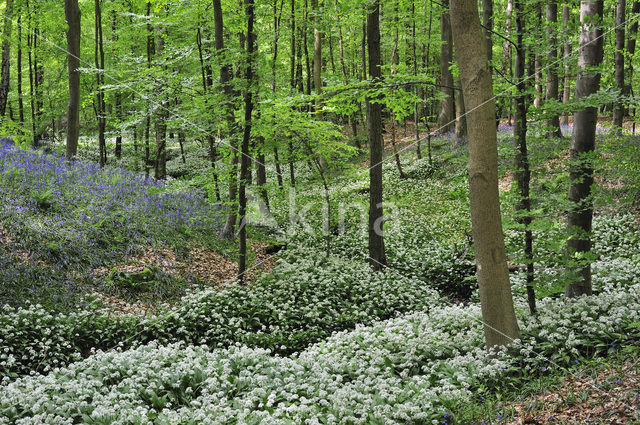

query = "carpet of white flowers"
[{"left": 1, "top": 277, "right": 639, "bottom": 425}]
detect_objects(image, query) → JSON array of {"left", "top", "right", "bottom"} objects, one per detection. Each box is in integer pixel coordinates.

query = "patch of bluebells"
[{"left": 0, "top": 140, "right": 224, "bottom": 273}]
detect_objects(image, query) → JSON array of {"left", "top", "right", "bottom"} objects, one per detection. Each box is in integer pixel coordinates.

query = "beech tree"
[
  {"left": 367, "top": 0, "right": 387, "bottom": 270},
  {"left": 449, "top": 0, "right": 520, "bottom": 348},
  {"left": 64, "top": 0, "right": 80, "bottom": 160},
  {"left": 565, "top": 0, "right": 604, "bottom": 298}
]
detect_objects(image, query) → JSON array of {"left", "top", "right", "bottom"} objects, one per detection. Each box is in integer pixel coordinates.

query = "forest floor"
[{"left": 498, "top": 356, "right": 640, "bottom": 424}]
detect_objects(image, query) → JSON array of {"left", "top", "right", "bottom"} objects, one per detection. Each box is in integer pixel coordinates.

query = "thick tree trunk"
[
  {"left": 367, "top": 0, "right": 387, "bottom": 271},
  {"left": 65, "top": 0, "right": 81, "bottom": 160},
  {"left": 612, "top": 0, "right": 625, "bottom": 131},
  {"left": 514, "top": 0, "right": 536, "bottom": 314},
  {"left": 437, "top": 0, "right": 455, "bottom": 134},
  {"left": 565, "top": 0, "right": 604, "bottom": 299},
  {"left": 450, "top": 0, "right": 521, "bottom": 348},
  {"left": 237, "top": 0, "right": 256, "bottom": 284},
  {"left": 0, "top": 0, "right": 13, "bottom": 117},
  {"left": 546, "top": 1, "right": 562, "bottom": 138}
]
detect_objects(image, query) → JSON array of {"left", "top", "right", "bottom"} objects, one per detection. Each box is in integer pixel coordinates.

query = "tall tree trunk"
[
  {"left": 390, "top": 3, "right": 405, "bottom": 178},
  {"left": 303, "top": 0, "right": 311, "bottom": 96},
  {"left": 290, "top": 0, "right": 296, "bottom": 88},
  {"left": 238, "top": 0, "right": 256, "bottom": 284},
  {"left": 112, "top": 11, "right": 122, "bottom": 159},
  {"left": 413, "top": 0, "right": 422, "bottom": 159},
  {"left": 561, "top": 3, "right": 571, "bottom": 126},
  {"left": 612, "top": 0, "right": 625, "bottom": 131},
  {"left": 502, "top": 0, "right": 513, "bottom": 125},
  {"left": 17, "top": 14, "right": 24, "bottom": 125},
  {"left": 450, "top": 0, "right": 521, "bottom": 348},
  {"left": 65, "top": 0, "right": 81, "bottom": 160},
  {"left": 0, "top": 0, "right": 13, "bottom": 117},
  {"left": 624, "top": 2, "right": 640, "bottom": 108},
  {"left": 215, "top": 0, "right": 241, "bottom": 239},
  {"left": 533, "top": 3, "right": 542, "bottom": 108},
  {"left": 367, "top": 0, "right": 387, "bottom": 271},
  {"left": 95, "top": 0, "right": 107, "bottom": 167},
  {"left": 514, "top": 0, "right": 536, "bottom": 314},
  {"left": 625, "top": 3, "right": 640, "bottom": 94},
  {"left": 144, "top": 2, "right": 153, "bottom": 178},
  {"left": 311, "top": 0, "right": 322, "bottom": 97},
  {"left": 565, "top": 0, "right": 604, "bottom": 298},
  {"left": 437, "top": 0, "right": 455, "bottom": 134},
  {"left": 27, "top": 0, "right": 37, "bottom": 146},
  {"left": 154, "top": 31, "right": 167, "bottom": 180},
  {"left": 546, "top": 1, "right": 562, "bottom": 138}
]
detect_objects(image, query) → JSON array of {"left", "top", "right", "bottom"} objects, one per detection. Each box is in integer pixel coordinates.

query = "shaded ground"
[
  {"left": 92, "top": 241, "right": 277, "bottom": 315},
  {"left": 500, "top": 357, "right": 640, "bottom": 424}
]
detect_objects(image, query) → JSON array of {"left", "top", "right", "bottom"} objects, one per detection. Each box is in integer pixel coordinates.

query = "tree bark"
[
  {"left": 95, "top": 0, "right": 107, "bottom": 167},
  {"left": 311, "top": 0, "right": 322, "bottom": 96},
  {"left": 561, "top": 3, "right": 571, "bottom": 126},
  {"left": 454, "top": 77, "right": 467, "bottom": 144},
  {"left": 238, "top": 0, "right": 256, "bottom": 284},
  {"left": 450, "top": 0, "right": 520, "bottom": 348},
  {"left": 514, "top": 0, "right": 536, "bottom": 314},
  {"left": 437, "top": 0, "right": 455, "bottom": 134},
  {"left": 65, "top": 0, "right": 81, "bottom": 160},
  {"left": 612, "top": 0, "right": 625, "bottom": 131},
  {"left": 482, "top": 0, "right": 493, "bottom": 66},
  {"left": 546, "top": 1, "right": 562, "bottom": 138},
  {"left": 214, "top": 0, "right": 241, "bottom": 239},
  {"left": 624, "top": 2, "right": 640, "bottom": 107},
  {"left": 17, "top": 14, "right": 24, "bottom": 124},
  {"left": 367, "top": 0, "right": 387, "bottom": 271},
  {"left": 533, "top": 3, "right": 542, "bottom": 108},
  {"left": 565, "top": 0, "right": 604, "bottom": 298},
  {"left": 0, "top": 0, "right": 13, "bottom": 117}
]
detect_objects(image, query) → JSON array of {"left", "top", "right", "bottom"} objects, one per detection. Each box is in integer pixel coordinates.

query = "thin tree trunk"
[
  {"left": 437, "top": 0, "right": 455, "bottom": 134},
  {"left": 450, "top": 0, "right": 521, "bottom": 348},
  {"left": 65, "top": 0, "right": 81, "bottom": 160},
  {"left": 95, "top": 0, "right": 107, "bottom": 167},
  {"left": 454, "top": 77, "right": 467, "bottom": 144},
  {"left": 214, "top": 0, "right": 240, "bottom": 239},
  {"left": 390, "top": 4, "right": 405, "bottom": 178},
  {"left": 624, "top": 2, "right": 640, "bottom": 108},
  {"left": 367, "top": 0, "right": 387, "bottom": 271},
  {"left": 303, "top": 0, "right": 311, "bottom": 96},
  {"left": 482, "top": 0, "right": 493, "bottom": 67},
  {"left": 612, "top": 0, "right": 626, "bottom": 131},
  {"left": 237, "top": 0, "right": 256, "bottom": 284},
  {"left": 565, "top": 0, "right": 604, "bottom": 298},
  {"left": 154, "top": 32, "right": 167, "bottom": 180},
  {"left": 413, "top": 0, "right": 422, "bottom": 159},
  {"left": 514, "top": 0, "right": 536, "bottom": 314},
  {"left": 27, "top": 0, "right": 37, "bottom": 147},
  {"left": 17, "top": 14, "right": 24, "bottom": 125},
  {"left": 144, "top": 2, "right": 153, "bottom": 178},
  {"left": 533, "top": 3, "right": 542, "bottom": 108},
  {"left": 502, "top": 0, "right": 514, "bottom": 125},
  {"left": 0, "top": 0, "right": 13, "bottom": 117},
  {"left": 561, "top": 3, "right": 571, "bottom": 126},
  {"left": 546, "top": 1, "right": 562, "bottom": 138}
]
